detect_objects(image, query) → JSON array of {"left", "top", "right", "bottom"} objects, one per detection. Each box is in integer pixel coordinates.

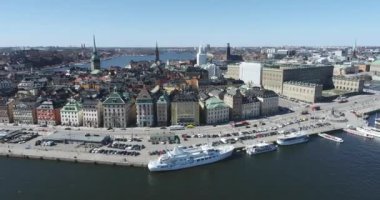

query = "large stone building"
[
  {"left": 171, "top": 91, "right": 200, "bottom": 125},
  {"left": 251, "top": 88, "right": 279, "bottom": 116},
  {"left": 203, "top": 97, "right": 230, "bottom": 125},
  {"left": 241, "top": 95, "right": 261, "bottom": 119},
  {"left": 225, "top": 64, "right": 240, "bottom": 80},
  {"left": 282, "top": 81, "right": 323, "bottom": 103},
  {"left": 262, "top": 65, "right": 334, "bottom": 94},
  {"left": 136, "top": 88, "right": 154, "bottom": 127},
  {"left": 60, "top": 99, "right": 83, "bottom": 126},
  {"left": 156, "top": 93, "right": 170, "bottom": 127},
  {"left": 223, "top": 88, "right": 243, "bottom": 120},
  {"left": 225, "top": 62, "right": 263, "bottom": 86},
  {"left": 36, "top": 100, "right": 61, "bottom": 126},
  {"left": 370, "top": 60, "right": 380, "bottom": 76},
  {"left": 333, "top": 64, "right": 358, "bottom": 76},
  {"left": 103, "top": 89, "right": 132, "bottom": 128},
  {"left": 13, "top": 100, "right": 38, "bottom": 125},
  {"left": 332, "top": 76, "right": 364, "bottom": 93},
  {"left": 0, "top": 98, "right": 14, "bottom": 123},
  {"left": 83, "top": 99, "right": 103, "bottom": 128}
]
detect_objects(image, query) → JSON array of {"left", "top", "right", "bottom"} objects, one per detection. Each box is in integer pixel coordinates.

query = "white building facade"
[
  {"left": 196, "top": 45, "right": 207, "bottom": 66},
  {"left": 136, "top": 89, "right": 154, "bottom": 127},
  {"left": 83, "top": 100, "right": 103, "bottom": 128},
  {"left": 205, "top": 97, "right": 230, "bottom": 125},
  {"left": 60, "top": 99, "right": 83, "bottom": 126},
  {"left": 239, "top": 62, "right": 262, "bottom": 86}
]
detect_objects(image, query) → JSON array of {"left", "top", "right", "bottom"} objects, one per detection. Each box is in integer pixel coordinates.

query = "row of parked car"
[
  {"left": 109, "top": 142, "right": 145, "bottom": 151},
  {"left": 90, "top": 148, "right": 140, "bottom": 156}
]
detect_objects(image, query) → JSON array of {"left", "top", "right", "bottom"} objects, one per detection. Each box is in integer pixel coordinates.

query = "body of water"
[
  {"left": 78, "top": 52, "right": 195, "bottom": 69},
  {"left": 1, "top": 127, "right": 380, "bottom": 199}
]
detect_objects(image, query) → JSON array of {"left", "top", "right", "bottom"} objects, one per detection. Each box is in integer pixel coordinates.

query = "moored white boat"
[
  {"left": 276, "top": 132, "right": 309, "bottom": 146},
  {"left": 318, "top": 133, "right": 343, "bottom": 143},
  {"left": 246, "top": 142, "right": 278, "bottom": 155},
  {"left": 343, "top": 128, "right": 374, "bottom": 139},
  {"left": 357, "top": 126, "right": 380, "bottom": 138},
  {"left": 148, "top": 145, "right": 234, "bottom": 172}
]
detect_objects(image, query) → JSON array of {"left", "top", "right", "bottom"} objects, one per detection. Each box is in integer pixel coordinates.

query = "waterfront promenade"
[{"left": 0, "top": 93, "right": 379, "bottom": 168}]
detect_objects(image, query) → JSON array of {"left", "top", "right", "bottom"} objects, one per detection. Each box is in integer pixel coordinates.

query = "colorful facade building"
[{"left": 36, "top": 100, "right": 61, "bottom": 126}]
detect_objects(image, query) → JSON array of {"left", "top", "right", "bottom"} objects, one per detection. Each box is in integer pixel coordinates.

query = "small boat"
[
  {"left": 318, "top": 133, "right": 343, "bottom": 143},
  {"left": 276, "top": 132, "right": 309, "bottom": 146},
  {"left": 246, "top": 142, "right": 278, "bottom": 155},
  {"left": 343, "top": 128, "right": 374, "bottom": 139}
]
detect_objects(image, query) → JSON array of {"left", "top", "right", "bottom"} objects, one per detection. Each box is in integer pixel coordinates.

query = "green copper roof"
[
  {"left": 62, "top": 99, "right": 82, "bottom": 112},
  {"left": 372, "top": 60, "right": 380, "bottom": 65},
  {"left": 103, "top": 92, "right": 126, "bottom": 105},
  {"left": 205, "top": 97, "right": 228, "bottom": 109}
]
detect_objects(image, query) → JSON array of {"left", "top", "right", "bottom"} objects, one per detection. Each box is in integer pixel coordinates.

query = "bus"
[
  {"left": 169, "top": 125, "right": 185, "bottom": 131},
  {"left": 230, "top": 121, "right": 250, "bottom": 128}
]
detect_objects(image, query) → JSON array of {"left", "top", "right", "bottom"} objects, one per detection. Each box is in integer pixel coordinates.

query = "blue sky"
[{"left": 0, "top": 0, "right": 379, "bottom": 47}]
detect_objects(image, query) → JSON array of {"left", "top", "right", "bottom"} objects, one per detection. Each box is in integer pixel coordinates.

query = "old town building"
[
  {"left": 60, "top": 99, "right": 83, "bottom": 126},
  {"left": 171, "top": 91, "right": 200, "bottom": 125},
  {"left": 223, "top": 87, "right": 243, "bottom": 120},
  {"left": 203, "top": 97, "right": 229, "bottom": 125},
  {"left": 83, "top": 99, "right": 103, "bottom": 128},
  {"left": 0, "top": 98, "right": 14, "bottom": 123},
  {"left": 13, "top": 100, "right": 38, "bottom": 125},
  {"left": 36, "top": 100, "right": 61, "bottom": 126},
  {"left": 251, "top": 88, "right": 279, "bottom": 116},
  {"left": 241, "top": 95, "right": 261, "bottom": 119},
  {"left": 103, "top": 89, "right": 132, "bottom": 128},
  {"left": 136, "top": 88, "right": 154, "bottom": 127},
  {"left": 156, "top": 93, "right": 170, "bottom": 126}
]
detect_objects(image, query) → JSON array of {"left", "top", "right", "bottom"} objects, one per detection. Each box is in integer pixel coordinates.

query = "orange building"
[{"left": 36, "top": 100, "right": 61, "bottom": 126}]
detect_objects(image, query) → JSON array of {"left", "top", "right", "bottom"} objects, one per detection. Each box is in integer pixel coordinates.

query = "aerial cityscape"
[{"left": 1, "top": 0, "right": 380, "bottom": 200}]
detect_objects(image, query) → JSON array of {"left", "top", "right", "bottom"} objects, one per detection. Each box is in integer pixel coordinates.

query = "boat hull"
[
  {"left": 318, "top": 133, "right": 343, "bottom": 143},
  {"left": 357, "top": 127, "right": 380, "bottom": 138},
  {"left": 276, "top": 137, "right": 309, "bottom": 146},
  {"left": 343, "top": 128, "right": 374, "bottom": 139},
  {"left": 246, "top": 146, "right": 278, "bottom": 155},
  {"left": 148, "top": 147, "right": 234, "bottom": 172}
]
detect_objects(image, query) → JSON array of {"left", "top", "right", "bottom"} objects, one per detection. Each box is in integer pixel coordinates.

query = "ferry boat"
[
  {"left": 318, "top": 133, "right": 343, "bottom": 143},
  {"left": 276, "top": 132, "right": 309, "bottom": 146},
  {"left": 356, "top": 126, "right": 380, "bottom": 138},
  {"left": 343, "top": 127, "right": 374, "bottom": 139},
  {"left": 148, "top": 145, "right": 234, "bottom": 172},
  {"left": 246, "top": 142, "right": 277, "bottom": 155}
]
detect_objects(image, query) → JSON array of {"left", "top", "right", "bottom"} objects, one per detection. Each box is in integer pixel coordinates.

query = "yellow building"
[
  {"left": 282, "top": 81, "right": 323, "bottom": 103},
  {"left": 171, "top": 91, "right": 200, "bottom": 125}
]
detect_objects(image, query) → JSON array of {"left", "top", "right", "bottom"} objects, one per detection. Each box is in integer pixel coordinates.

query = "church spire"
[
  {"left": 155, "top": 41, "right": 160, "bottom": 62},
  {"left": 93, "top": 35, "right": 97, "bottom": 53}
]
